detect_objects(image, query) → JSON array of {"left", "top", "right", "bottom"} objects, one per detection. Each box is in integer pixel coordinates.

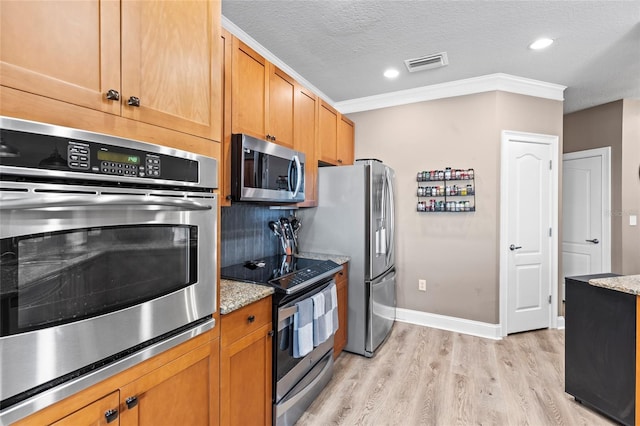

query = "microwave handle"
[
  {"left": 291, "top": 155, "right": 302, "bottom": 198},
  {"left": 0, "top": 195, "right": 213, "bottom": 211}
]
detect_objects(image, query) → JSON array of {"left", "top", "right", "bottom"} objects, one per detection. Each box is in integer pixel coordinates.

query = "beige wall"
[
  {"left": 563, "top": 100, "right": 639, "bottom": 275},
  {"left": 349, "top": 91, "right": 563, "bottom": 324},
  {"left": 621, "top": 100, "right": 640, "bottom": 274}
]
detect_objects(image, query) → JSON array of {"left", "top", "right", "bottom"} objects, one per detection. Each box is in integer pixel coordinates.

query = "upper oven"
[
  {"left": 0, "top": 117, "right": 217, "bottom": 422},
  {"left": 231, "top": 133, "right": 305, "bottom": 203}
]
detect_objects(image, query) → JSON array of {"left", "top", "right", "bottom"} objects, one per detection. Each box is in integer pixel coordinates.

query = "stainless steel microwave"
[{"left": 231, "top": 134, "right": 305, "bottom": 203}]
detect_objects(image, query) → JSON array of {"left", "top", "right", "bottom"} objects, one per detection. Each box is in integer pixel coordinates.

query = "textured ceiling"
[{"left": 222, "top": 0, "right": 640, "bottom": 113}]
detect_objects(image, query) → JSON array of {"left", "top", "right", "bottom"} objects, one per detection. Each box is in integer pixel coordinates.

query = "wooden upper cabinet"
[
  {"left": 318, "top": 100, "right": 338, "bottom": 164},
  {"left": 231, "top": 37, "right": 267, "bottom": 139},
  {"left": 121, "top": 0, "right": 222, "bottom": 141},
  {"left": 267, "top": 65, "right": 295, "bottom": 148},
  {"left": 0, "top": 0, "right": 121, "bottom": 115},
  {"left": 294, "top": 85, "right": 318, "bottom": 207},
  {"left": 0, "top": 0, "right": 222, "bottom": 142},
  {"left": 337, "top": 115, "right": 355, "bottom": 166},
  {"left": 230, "top": 37, "right": 295, "bottom": 148}
]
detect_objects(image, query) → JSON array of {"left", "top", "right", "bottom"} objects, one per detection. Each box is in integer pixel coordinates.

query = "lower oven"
[
  {"left": 0, "top": 117, "right": 217, "bottom": 424},
  {"left": 273, "top": 278, "right": 336, "bottom": 426}
]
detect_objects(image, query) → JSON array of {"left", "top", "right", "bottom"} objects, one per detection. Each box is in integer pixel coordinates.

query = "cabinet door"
[
  {"left": 220, "top": 325, "right": 273, "bottom": 426},
  {"left": 0, "top": 0, "right": 121, "bottom": 115},
  {"left": 51, "top": 391, "right": 120, "bottom": 426},
  {"left": 337, "top": 115, "right": 355, "bottom": 166},
  {"left": 267, "top": 65, "right": 295, "bottom": 148},
  {"left": 294, "top": 86, "right": 318, "bottom": 207},
  {"left": 120, "top": 0, "right": 221, "bottom": 141},
  {"left": 118, "top": 342, "right": 214, "bottom": 426},
  {"left": 318, "top": 100, "right": 338, "bottom": 164},
  {"left": 231, "top": 38, "right": 267, "bottom": 140},
  {"left": 334, "top": 264, "right": 349, "bottom": 358}
]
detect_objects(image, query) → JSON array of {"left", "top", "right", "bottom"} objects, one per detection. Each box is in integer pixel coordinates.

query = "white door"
[
  {"left": 502, "top": 132, "right": 557, "bottom": 334},
  {"left": 562, "top": 148, "right": 611, "bottom": 299}
]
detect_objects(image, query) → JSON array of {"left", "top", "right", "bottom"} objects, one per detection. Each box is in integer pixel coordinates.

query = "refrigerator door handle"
[{"left": 385, "top": 168, "right": 395, "bottom": 265}]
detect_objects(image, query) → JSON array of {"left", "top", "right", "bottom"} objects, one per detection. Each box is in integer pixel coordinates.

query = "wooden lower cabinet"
[
  {"left": 334, "top": 263, "right": 349, "bottom": 358},
  {"left": 220, "top": 297, "right": 273, "bottom": 426},
  {"left": 14, "top": 330, "right": 219, "bottom": 426}
]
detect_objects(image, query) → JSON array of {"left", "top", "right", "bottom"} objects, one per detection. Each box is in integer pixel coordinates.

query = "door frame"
[
  {"left": 562, "top": 147, "right": 612, "bottom": 277},
  {"left": 499, "top": 130, "right": 560, "bottom": 337}
]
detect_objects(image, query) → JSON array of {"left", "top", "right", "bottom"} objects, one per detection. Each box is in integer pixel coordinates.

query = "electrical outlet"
[{"left": 418, "top": 279, "right": 426, "bottom": 292}]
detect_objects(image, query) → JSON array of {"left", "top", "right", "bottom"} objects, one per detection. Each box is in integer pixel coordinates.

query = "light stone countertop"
[
  {"left": 219, "top": 279, "right": 274, "bottom": 315},
  {"left": 219, "top": 253, "right": 350, "bottom": 315},
  {"left": 589, "top": 275, "right": 640, "bottom": 295}
]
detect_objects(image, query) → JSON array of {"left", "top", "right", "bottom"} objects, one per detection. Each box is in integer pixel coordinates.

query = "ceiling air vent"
[{"left": 404, "top": 52, "right": 449, "bottom": 73}]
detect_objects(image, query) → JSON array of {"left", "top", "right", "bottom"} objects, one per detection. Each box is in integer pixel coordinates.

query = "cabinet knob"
[
  {"left": 266, "top": 134, "right": 271, "bottom": 141},
  {"left": 126, "top": 396, "right": 138, "bottom": 409},
  {"left": 105, "top": 89, "right": 120, "bottom": 101},
  {"left": 247, "top": 315, "right": 255, "bottom": 323},
  {"left": 271, "top": 135, "right": 276, "bottom": 141},
  {"left": 104, "top": 409, "right": 118, "bottom": 423},
  {"left": 337, "top": 159, "right": 343, "bottom": 164},
  {"left": 127, "top": 96, "right": 140, "bottom": 107},
  {"left": 268, "top": 330, "right": 274, "bottom": 337}
]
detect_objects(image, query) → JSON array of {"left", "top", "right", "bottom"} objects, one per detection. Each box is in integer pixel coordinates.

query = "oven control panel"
[
  {"left": 68, "top": 141, "right": 164, "bottom": 179},
  {"left": 0, "top": 118, "right": 218, "bottom": 189}
]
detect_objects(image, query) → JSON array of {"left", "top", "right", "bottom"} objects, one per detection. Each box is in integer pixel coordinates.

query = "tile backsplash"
[{"left": 220, "top": 204, "right": 293, "bottom": 267}]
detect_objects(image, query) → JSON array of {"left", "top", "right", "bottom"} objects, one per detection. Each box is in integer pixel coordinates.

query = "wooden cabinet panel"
[
  {"left": 220, "top": 325, "right": 272, "bottom": 426},
  {"left": 231, "top": 38, "right": 267, "bottom": 139},
  {"left": 337, "top": 115, "right": 355, "bottom": 166},
  {"left": 0, "top": 0, "right": 121, "bottom": 115},
  {"left": 51, "top": 391, "right": 120, "bottom": 426},
  {"left": 294, "top": 86, "right": 318, "bottom": 207},
  {"left": 1, "top": 0, "right": 221, "bottom": 142},
  {"left": 120, "top": 0, "right": 221, "bottom": 140},
  {"left": 220, "top": 29, "right": 233, "bottom": 207},
  {"left": 220, "top": 297, "right": 273, "bottom": 426},
  {"left": 334, "top": 263, "right": 349, "bottom": 358},
  {"left": 119, "top": 342, "right": 213, "bottom": 426},
  {"left": 221, "top": 296, "right": 271, "bottom": 346},
  {"left": 268, "top": 65, "right": 295, "bottom": 148},
  {"left": 318, "top": 100, "right": 338, "bottom": 164}
]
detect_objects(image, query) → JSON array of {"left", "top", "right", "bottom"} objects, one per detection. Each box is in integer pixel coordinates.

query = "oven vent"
[{"left": 404, "top": 52, "right": 449, "bottom": 72}]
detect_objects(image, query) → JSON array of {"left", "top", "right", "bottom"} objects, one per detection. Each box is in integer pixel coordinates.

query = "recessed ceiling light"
[
  {"left": 529, "top": 38, "right": 554, "bottom": 50},
  {"left": 384, "top": 68, "right": 399, "bottom": 79}
]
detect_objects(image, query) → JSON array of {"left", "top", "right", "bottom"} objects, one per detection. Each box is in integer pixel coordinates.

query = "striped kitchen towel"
[
  {"left": 293, "top": 297, "right": 314, "bottom": 358},
  {"left": 311, "top": 291, "right": 326, "bottom": 346}
]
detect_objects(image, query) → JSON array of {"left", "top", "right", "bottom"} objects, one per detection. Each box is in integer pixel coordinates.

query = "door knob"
[
  {"left": 509, "top": 244, "right": 522, "bottom": 251},
  {"left": 586, "top": 238, "right": 599, "bottom": 244}
]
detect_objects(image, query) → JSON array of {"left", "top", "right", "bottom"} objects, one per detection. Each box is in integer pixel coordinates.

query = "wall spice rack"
[{"left": 416, "top": 168, "right": 476, "bottom": 212}]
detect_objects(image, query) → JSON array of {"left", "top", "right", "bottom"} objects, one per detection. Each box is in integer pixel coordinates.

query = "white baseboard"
[
  {"left": 556, "top": 316, "right": 565, "bottom": 329},
  {"left": 395, "top": 308, "right": 502, "bottom": 340}
]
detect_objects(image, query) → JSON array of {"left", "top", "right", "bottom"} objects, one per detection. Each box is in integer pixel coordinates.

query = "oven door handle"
[{"left": 0, "top": 195, "right": 213, "bottom": 211}]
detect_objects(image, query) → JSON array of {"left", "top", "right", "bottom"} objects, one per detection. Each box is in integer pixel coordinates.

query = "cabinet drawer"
[{"left": 222, "top": 297, "right": 272, "bottom": 346}]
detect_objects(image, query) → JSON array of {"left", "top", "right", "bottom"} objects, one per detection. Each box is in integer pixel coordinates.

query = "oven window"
[{"left": 0, "top": 225, "right": 197, "bottom": 336}]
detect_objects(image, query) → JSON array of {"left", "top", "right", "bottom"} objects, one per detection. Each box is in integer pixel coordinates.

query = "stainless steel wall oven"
[{"left": 0, "top": 117, "right": 218, "bottom": 424}]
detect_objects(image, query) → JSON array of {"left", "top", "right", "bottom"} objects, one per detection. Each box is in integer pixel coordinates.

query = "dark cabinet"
[{"left": 565, "top": 273, "right": 635, "bottom": 426}]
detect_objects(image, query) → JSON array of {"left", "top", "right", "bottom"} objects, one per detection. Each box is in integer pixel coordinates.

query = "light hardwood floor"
[{"left": 297, "top": 322, "right": 615, "bottom": 425}]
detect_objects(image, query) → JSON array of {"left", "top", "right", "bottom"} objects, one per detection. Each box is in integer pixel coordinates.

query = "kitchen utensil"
[
  {"left": 269, "top": 221, "right": 288, "bottom": 253},
  {"left": 280, "top": 217, "right": 294, "bottom": 255}
]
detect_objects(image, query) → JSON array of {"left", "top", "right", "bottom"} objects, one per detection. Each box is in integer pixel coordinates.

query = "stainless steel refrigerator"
[{"left": 298, "top": 159, "right": 396, "bottom": 357}]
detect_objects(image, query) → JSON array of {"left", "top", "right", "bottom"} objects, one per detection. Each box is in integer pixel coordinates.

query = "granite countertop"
[
  {"left": 219, "top": 252, "right": 350, "bottom": 315},
  {"left": 219, "top": 279, "right": 274, "bottom": 315},
  {"left": 589, "top": 275, "right": 640, "bottom": 295}
]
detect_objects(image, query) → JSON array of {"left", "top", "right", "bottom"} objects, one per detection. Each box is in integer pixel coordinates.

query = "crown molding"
[{"left": 335, "top": 73, "right": 566, "bottom": 114}]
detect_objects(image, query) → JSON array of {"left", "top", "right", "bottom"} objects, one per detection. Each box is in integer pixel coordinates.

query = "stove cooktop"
[{"left": 220, "top": 255, "right": 342, "bottom": 295}]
